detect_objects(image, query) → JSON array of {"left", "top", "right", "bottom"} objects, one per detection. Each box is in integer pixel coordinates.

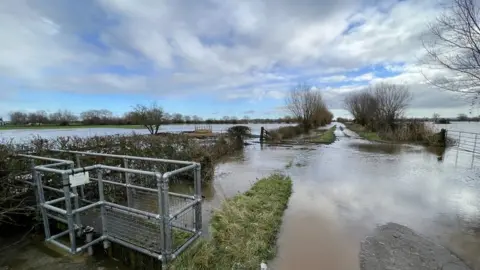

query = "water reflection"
[{"left": 273, "top": 123, "right": 480, "bottom": 270}]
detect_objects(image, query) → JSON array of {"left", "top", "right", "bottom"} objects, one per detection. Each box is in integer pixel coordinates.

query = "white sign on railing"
[{"left": 69, "top": 172, "right": 90, "bottom": 187}]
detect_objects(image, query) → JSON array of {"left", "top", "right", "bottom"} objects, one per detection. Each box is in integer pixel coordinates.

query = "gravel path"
[{"left": 360, "top": 223, "right": 471, "bottom": 270}]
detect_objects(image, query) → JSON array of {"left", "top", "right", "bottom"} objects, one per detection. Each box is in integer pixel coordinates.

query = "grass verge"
[
  {"left": 311, "top": 125, "right": 337, "bottom": 144},
  {"left": 344, "top": 123, "right": 383, "bottom": 142},
  {"left": 171, "top": 173, "right": 292, "bottom": 270}
]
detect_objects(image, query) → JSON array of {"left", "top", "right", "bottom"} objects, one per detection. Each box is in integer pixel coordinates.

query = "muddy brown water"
[{"left": 3, "top": 122, "right": 480, "bottom": 269}]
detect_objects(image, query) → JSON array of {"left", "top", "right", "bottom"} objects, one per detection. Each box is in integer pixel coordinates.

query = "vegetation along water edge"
[{"left": 171, "top": 173, "right": 293, "bottom": 270}]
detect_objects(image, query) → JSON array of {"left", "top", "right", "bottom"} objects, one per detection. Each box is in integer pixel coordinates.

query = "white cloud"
[
  {"left": 0, "top": 0, "right": 469, "bottom": 115},
  {"left": 319, "top": 75, "right": 348, "bottom": 83},
  {"left": 352, "top": 72, "right": 375, "bottom": 82}
]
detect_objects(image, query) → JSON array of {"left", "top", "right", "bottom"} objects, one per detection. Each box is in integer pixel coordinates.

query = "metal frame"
[
  {"left": 16, "top": 150, "right": 203, "bottom": 268},
  {"left": 447, "top": 130, "right": 480, "bottom": 168}
]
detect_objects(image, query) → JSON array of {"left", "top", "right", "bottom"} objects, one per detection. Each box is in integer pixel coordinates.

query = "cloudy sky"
[{"left": 0, "top": 0, "right": 477, "bottom": 119}]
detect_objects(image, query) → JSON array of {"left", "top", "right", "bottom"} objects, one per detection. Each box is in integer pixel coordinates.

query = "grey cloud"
[
  {"left": 0, "top": 0, "right": 456, "bottom": 111},
  {"left": 244, "top": 110, "right": 255, "bottom": 114}
]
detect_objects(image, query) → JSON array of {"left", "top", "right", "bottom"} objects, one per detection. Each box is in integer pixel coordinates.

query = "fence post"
[
  {"left": 123, "top": 158, "right": 133, "bottom": 208},
  {"left": 84, "top": 226, "right": 94, "bottom": 256},
  {"left": 34, "top": 171, "right": 51, "bottom": 239},
  {"left": 260, "top": 127, "right": 264, "bottom": 143},
  {"left": 472, "top": 134, "right": 478, "bottom": 168},
  {"left": 157, "top": 173, "right": 172, "bottom": 266},
  {"left": 456, "top": 132, "right": 462, "bottom": 166},
  {"left": 440, "top": 129, "right": 446, "bottom": 147},
  {"left": 69, "top": 163, "right": 82, "bottom": 233},
  {"left": 75, "top": 154, "right": 85, "bottom": 199},
  {"left": 194, "top": 164, "right": 202, "bottom": 233},
  {"left": 62, "top": 172, "right": 76, "bottom": 253},
  {"left": 30, "top": 160, "right": 41, "bottom": 224},
  {"left": 97, "top": 169, "right": 109, "bottom": 249}
]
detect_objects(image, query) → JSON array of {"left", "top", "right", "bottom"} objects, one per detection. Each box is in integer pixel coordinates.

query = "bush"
[
  {"left": 266, "top": 125, "right": 304, "bottom": 141},
  {"left": 378, "top": 122, "right": 437, "bottom": 143}
]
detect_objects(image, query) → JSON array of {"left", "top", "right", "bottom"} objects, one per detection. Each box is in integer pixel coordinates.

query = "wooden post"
[
  {"left": 440, "top": 129, "right": 447, "bottom": 147},
  {"left": 260, "top": 127, "right": 264, "bottom": 143}
]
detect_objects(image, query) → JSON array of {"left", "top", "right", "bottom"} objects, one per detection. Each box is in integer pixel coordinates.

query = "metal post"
[
  {"left": 75, "top": 154, "right": 85, "bottom": 199},
  {"left": 83, "top": 226, "right": 94, "bottom": 256},
  {"left": 194, "top": 164, "right": 202, "bottom": 233},
  {"left": 35, "top": 172, "right": 51, "bottom": 239},
  {"left": 97, "top": 169, "right": 109, "bottom": 249},
  {"left": 124, "top": 158, "right": 133, "bottom": 207},
  {"left": 62, "top": 173, "right": 76, "bottom": 253},
  {"left": 456, "top": 132, "right": 461, "bottom": 166},
  {"left": 69, "top": 163, "right": 82, "bottom": 232},
  {"left": 30, "top": 160, "right": 41, "bottom": 223},
  {"left": 157, "top": 173, "right": 171, "bottom": 266},
  {"left": 472, "top": 134, "right": 478, "bottom": 168}
]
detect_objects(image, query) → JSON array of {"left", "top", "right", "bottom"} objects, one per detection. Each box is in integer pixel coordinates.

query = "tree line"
[{"left": 7, "top": 108, "right": 294, "bottom": 126}]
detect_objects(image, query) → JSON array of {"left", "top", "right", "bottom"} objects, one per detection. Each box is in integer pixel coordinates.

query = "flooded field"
[
  {"left": 3, "top": 122, "right": 480, "bottom": 269},
  {"left": 0, "top": 123, "right": 293, "bottom": 142}
]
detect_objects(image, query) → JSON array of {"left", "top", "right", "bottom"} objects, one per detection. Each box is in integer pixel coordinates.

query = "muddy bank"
[{"left": 361, "top": 223, "right": 471, "bottom": 270}]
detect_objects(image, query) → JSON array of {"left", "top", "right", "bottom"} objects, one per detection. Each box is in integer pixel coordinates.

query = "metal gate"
[
  {"left": 446, "top": 130, "right": 480, "bottom": 168},
  {"left": 16, "top": 149, "right": 202, "bottom": 268}
]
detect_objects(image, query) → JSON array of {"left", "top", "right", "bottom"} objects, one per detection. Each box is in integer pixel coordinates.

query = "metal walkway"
[{"left": 16, "top": 150, "right": 202, "bottom": 268}]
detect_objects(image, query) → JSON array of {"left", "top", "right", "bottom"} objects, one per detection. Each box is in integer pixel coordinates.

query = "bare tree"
[
  {"left": 372, "top": 83, "right": 412, "bottom": 129},
  {"left": 9, "top": 111, "right": 28, "bottom": 125},
  {"left": 286, "top": 83, "right": 331, "bottom": 130},
  {"left": 458, "top": 113, "right": 469, "bottom": 121},
  {"left": 423, "top": 0, "right": 480, "bottom": 101},
  {"left": 172, "top": 113, "right": 184, "bottom": 123},
  {"left": 344, "top": 83, "right": 411, "bottom": 130},
  {"left": 49, "top": 110, "right": 77, "bottom": 125},
  {"left": 81, "top": 109, "right": 114, "bottom": 125},
  {"left": 344, "top": 91, "right": 378, "bottom": 128},
  {"left": 130, "top": 103, "right": 164, "bottom": 134},
  {"left": 192, "top": 115, "right": 202, "bottom": 123},
  {"left": 432, "top": 113, "right": 440, "bottom": 122}
]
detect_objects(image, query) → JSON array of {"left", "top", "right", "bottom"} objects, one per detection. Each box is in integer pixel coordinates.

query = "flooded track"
[
  {"left": 4, "top": 122, "right": 480, "bottom": 269},
  {"left": 271, "top": 123, "right": 480, "bottom": 269}
]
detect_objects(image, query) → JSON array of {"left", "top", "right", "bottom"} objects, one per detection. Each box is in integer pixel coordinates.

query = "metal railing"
[
  {"left": 194, "top": 125, "right": 212, "bottom": 133},
  {"left": 447, "top": 130, "right": 480, "bottom": 168},
  {"left": 16, "top": 150, "right": 202, "bottom": 268}
]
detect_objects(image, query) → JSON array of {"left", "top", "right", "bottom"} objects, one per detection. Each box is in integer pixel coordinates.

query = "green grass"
[
  {"left": 0, "top": 124, "right": 144, "bottom": 130},
  {"left": 311, "top": 125, "right": 337, "bottom": 144},
  {"left": 344, "top": 123, "right": 383, "bottom": 142},
  {"left": 171, "top": 173, "right": 293, "bottom": 270}
]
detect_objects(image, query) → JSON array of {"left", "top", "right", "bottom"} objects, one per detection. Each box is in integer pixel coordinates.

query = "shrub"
[{"left": 266, "top": 125, "right": 304, "bottom": 141}]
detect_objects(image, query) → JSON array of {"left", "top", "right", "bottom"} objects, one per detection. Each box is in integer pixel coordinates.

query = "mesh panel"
[
  {"left": 132, "top": 189, "right": 158, "bottom": 212},
  {"left": 171, "top": 203, "right": 196, "bottom": 231},
  {"left": 104, "top": 207, "right": 163, "bottom": 252}
]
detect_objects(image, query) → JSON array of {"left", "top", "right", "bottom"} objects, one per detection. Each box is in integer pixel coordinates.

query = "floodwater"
[
  {"left": 436, "top": 121, "right": 480, "bottom": 133},
  {"left": 0, "top": 123, "right": 293, "bottom": 142},
  {"left": 4, "top": 122, "right": 480, "bottom": 269},
  {"left": 271, "top": 123, "right": 480, "bottom": 269}
]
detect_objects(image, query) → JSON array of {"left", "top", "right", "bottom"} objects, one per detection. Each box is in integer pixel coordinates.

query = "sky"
[{"left": 0, "top": 0, "right": 477, "bottom": 120}]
